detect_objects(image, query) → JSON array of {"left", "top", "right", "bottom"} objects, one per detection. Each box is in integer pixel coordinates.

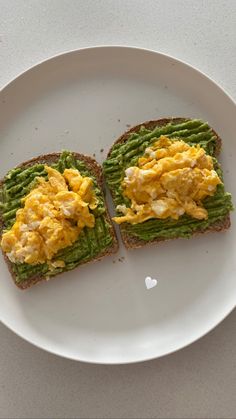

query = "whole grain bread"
[
  {"left": 106, "top": 117, "right": 230, "bottom": 250},
  {"left": 0, "top": 152, "right": 118, "bottom": 289}
]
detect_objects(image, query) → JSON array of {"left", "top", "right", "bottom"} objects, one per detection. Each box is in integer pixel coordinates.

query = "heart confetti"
[{"left": 145, "top": 276, "right": 158, "bottom": 290}]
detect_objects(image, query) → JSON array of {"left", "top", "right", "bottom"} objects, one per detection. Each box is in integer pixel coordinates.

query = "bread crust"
[
  {"left": 0, "top": 152, "right": 118, "bottom": 289},
  {"left": 106, "top": 117, "right": 230, "bottom": 249}
]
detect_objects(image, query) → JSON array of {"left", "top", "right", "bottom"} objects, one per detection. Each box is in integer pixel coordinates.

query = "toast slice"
[
  {"left": 0, "top": 151, "right": 118, "bottom": 289},
  {"left": 103, "top": 117, "right": 233, "bottom": 249}
]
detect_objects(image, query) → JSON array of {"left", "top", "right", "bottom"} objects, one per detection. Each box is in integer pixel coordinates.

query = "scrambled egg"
[
  {"left": 1, "top": 166, "right": 98, "bottom": 266},
  {"left": 113, "top": 136, "right": 221, "bottom": 225}
]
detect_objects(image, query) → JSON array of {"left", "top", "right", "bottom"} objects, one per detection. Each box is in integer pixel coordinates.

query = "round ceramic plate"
[{"left": 0, "top": 46, "right": 235, "bottom": 364}]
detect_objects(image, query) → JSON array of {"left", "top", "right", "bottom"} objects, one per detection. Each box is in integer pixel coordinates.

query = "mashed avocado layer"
[
  {"left": 103, "top": 119, "right": 233, "bottom": 241},
  {"left": 0, "top": 151, "right": 113, "bottom": 283}
]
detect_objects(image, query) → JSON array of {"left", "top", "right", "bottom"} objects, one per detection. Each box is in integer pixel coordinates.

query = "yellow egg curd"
[
  {"left": 1, "top": 166, "right": 98, "bottom": 265},
  {"left": 113, "top": 136, "right": 221, "bottom": 225}
]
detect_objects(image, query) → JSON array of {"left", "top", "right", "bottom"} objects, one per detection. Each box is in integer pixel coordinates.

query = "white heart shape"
[{"left": 145, "top": 276, "right": 158, "bottom": 290}]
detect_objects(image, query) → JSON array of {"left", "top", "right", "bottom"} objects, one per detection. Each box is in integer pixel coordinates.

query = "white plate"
[{"left": 0, "top": 46, "right": 235, "bottom": 364}]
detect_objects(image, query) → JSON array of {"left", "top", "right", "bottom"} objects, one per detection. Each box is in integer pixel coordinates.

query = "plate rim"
[
  {"left": 0, "top": 45, "right": 235, "bottom": 364},
  {"left": 1, "top": 44, "right": 236, "bottom": 105}
]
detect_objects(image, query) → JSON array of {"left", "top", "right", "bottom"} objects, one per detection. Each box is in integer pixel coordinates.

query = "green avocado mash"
[
  {"left": 103, "top": 119, "right": 233, "bottom": 241},
  {"left": 0, "top": 151, "right": 113, "bottom": 283}
]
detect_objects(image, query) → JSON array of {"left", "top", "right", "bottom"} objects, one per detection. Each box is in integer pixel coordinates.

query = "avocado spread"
[
  {"left": 0, "top": 151, "right": 113, "bottom": 283},
  {"left": 103, "top": 119, "right": 233, "bottom": 241}
]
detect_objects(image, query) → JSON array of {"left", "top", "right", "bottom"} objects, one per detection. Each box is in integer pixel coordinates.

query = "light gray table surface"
[{"left": 0, "top": 1, "right": 236, "bottom": 418}]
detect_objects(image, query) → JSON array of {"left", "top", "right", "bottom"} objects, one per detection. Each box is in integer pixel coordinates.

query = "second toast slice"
[
  {"left": 0, "top": 151, "right": 118, "bottom": 289},
  {"left": 103, "top": 117, "right": 233, "bottom": 249}
]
